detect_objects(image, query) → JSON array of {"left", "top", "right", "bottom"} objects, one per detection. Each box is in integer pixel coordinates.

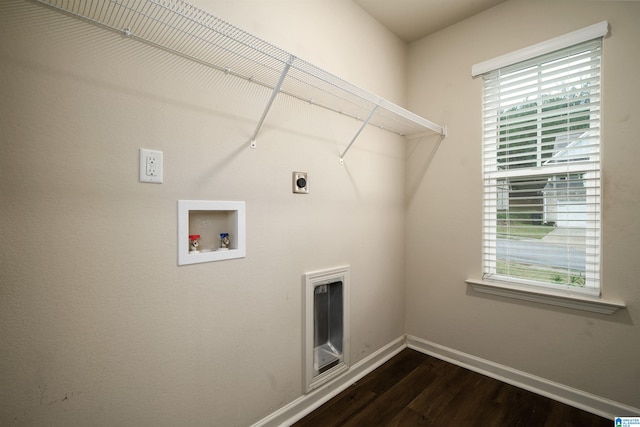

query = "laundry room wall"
[{"left": 0, "top": 1, "right": 409, "bottom": 425}]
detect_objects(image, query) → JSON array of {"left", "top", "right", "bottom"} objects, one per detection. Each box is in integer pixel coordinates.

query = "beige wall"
[
  {"left": 0, "top": 1, "right": 407, "bottom": 425},
  {"left": 406, "top": 0, "right": 640, "bottom": 410},
  {"left": 3, "top": 0, "right": 638, "bottom": 424}
]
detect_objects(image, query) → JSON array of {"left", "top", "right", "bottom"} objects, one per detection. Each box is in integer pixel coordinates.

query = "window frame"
[
  {"left": 482, "top": 40, "right": 602, "bottom": 296},
  {"left": 468, "top": 22, "right": 625, "bottom": 313}
]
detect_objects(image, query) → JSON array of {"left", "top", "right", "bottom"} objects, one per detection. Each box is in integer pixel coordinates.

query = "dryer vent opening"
[
  {"left": 303, "top": 266, "right": 350, "bottom": 392},
  {"left": 314, "top": 281, "right": 343, "bottom": 374}
]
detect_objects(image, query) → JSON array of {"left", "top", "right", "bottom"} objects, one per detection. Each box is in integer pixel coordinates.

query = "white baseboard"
[
  {"left": 406, "top": 334, "right": 639, "bottom": 420},
  {"left": 250, "top": 335, "right": 406, "bottom": 427}
]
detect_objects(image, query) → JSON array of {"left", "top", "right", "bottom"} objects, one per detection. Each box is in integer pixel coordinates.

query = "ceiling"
[{"left": 353, "top": 0, "right": 507, "bottom": 43}]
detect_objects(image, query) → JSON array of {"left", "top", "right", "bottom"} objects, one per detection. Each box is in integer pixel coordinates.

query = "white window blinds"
[{"left": 480, "top": 37, "right": 602, "bottom": 295}]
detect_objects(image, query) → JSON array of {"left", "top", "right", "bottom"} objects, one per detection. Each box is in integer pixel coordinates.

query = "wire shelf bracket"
[
  {"left": 249, "top": 54, "right": 294, "bottom": 149},
  {"left": 31, "top": 0, "right": 446, "bottom": 162},
  {"left": 340, "top": 104, "right": 379, "bottom": 165}
]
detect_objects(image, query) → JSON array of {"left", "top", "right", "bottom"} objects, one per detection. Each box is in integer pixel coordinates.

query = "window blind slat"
[
  {"left": 486, "top": 65, "right": 601, "bottom": 105},
  {"left": 483, "top": 90, "right": 600, "bottom": 117}
]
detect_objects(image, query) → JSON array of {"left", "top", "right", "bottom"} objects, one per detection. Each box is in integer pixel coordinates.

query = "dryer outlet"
[{"left": 293, "top": 172, "right": 309, "bottom": 194}]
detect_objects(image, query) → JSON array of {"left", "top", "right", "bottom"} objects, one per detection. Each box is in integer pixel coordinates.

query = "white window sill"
[{"left": 465, "top": 279, "right": 625, "bottom": 315}]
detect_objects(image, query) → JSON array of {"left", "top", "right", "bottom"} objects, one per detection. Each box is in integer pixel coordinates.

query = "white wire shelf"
[{"left": 33, "top": 0, "right": 446, "bottom": 162}]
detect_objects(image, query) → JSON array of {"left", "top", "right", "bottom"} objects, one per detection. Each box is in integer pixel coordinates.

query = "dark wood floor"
[{"left": 292, "top": 349, "right": 612, "bottom": 427}]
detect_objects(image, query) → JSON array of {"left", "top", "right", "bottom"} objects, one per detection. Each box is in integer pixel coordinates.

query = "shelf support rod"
[
  {"left": 339, "top": 104, "right": 379, "bottom": 164},
  {"left": 250, "top": 55, "right": 295, "bottom": 148}
]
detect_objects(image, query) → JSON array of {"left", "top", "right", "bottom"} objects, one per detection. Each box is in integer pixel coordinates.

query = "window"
[{"left": 477, "top": 28, "right": 605, "bottom": 296}]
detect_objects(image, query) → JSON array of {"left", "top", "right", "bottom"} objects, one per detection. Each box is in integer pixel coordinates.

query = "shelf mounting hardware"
[
  {"left": 250, "top": 55, "right": 295, "bottom": 149},
  {"left": 339, "top": 104, "right": 380, "bottom": 164}
]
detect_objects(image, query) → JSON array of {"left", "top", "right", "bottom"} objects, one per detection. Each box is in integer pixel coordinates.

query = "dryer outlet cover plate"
[{"left": 293, "top": 172, "right": 309, "bottom": 194}]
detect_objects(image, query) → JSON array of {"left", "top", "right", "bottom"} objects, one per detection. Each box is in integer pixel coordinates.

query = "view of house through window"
[{"left": 481, "top": 38, "right": 602, "bottom": 295}]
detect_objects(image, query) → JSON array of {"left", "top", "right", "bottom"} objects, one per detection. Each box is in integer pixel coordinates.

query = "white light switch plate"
[{"left": 139, "top": 148, "right": 163, "bottom": 183}]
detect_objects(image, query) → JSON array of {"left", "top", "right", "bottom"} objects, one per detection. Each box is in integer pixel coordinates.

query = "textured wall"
[
  {"left": 405, "top": 0, "right": 640, "bottom": 410},
  {"left": 0, "top": 1, "right": 407, "bottom": 425}
]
